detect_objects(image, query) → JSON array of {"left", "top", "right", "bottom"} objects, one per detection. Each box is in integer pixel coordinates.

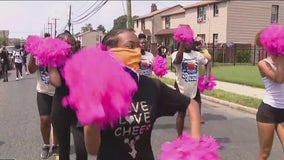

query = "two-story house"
[
  {"left": 75, "top": 30, "right": 105, "bottom": 48},
  {"left": 134, "top": 0, "right": 284, "bottom": 56}
]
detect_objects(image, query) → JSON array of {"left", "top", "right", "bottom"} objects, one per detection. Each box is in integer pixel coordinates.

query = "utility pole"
[
  {"left": 52, "top": 18, "right": 59, "bottom": 37},
  {"left": 126, "top": 0, "right": 132, "bottom": 29},
  {"left": 68, "top": 5, "right": 72, "bottom": 32},
  {"left": 48, "top": 22, "right": 53, "bottom": 37}
]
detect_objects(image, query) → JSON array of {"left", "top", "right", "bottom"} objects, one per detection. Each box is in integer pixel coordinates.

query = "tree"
[
  {"left": 112, "top": 15, "right": 127, "bottom": 30},
  {"left": 97, "top": 25, "right": 106, "bottom": 34},
  {"left": 0, "top": 37, "right": 4, "bottom": 46},
  {"left": 112, "top": 15, "right": 139, "bottom": 30},
  {"left": 81, "top": 23, "right": 93, "bottom": 32}
]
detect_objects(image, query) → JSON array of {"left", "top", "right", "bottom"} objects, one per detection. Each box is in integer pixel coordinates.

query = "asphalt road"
[{"left": 0, "top": 69, "right": 282, "bottom": 160}]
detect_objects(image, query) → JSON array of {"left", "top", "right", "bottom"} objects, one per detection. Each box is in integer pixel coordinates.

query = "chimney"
[{"left": 151, "top": 3, "right": 157, "bottom": 12}]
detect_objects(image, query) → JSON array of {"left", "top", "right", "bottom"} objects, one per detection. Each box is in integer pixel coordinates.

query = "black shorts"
[
  {"left": 15, "top": 63, "right": 22, "bottom": 70},
  {"left": 256, "top": 101, "right": 284, "bottom": 124},
  {"left": 174, "top": 81, "right": 201, "bottom": 104},
  {"left": 37, "top": 92, "right": 53, "bottom": 116}
]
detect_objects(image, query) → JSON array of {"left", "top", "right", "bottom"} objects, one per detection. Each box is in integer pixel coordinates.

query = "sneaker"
[
  {"left": 20, "top": 76, "right": 23, "bottom": 79},
  {"left": 51, "top": 145, "right": 59, "bottom": 156},
  {"left": 26, "top": 72, "right": 29, "bottom": 75},
  {"left": 40, "top": 145, "right": 50, "bottom": 159},
  {"left": 16, "top": 78, "right": 19, "bottom": 81}
]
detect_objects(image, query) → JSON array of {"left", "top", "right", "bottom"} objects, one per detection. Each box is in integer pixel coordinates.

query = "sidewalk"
[{"left": 164, "top": 71, "right": 265, "bottom": 114}]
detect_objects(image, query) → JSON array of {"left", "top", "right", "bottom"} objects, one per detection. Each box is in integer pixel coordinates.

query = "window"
[
  {"left": 197, "top": 6, "right": 206, "bottom": 23},
  {"left": 197, "top": 34, "right": 206, "bottom": 43},
  {"left": 141, "top": 19, "right": 145, "bottom": 30},
  {"left": 213, "top": 33, "right": 218, "bottom": 44},
  {"left": 213, "top": 4, "right": 219, "bottom": 16},
  {"left": 271, "top": 5, "right": 279, "bottom": 23},
  {"left": 165, "top": 16, "right": 170, "bottom": 29}
]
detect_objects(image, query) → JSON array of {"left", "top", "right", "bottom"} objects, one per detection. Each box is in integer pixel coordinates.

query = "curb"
[
  {"left": 166, "top": 84, "right": 258, "bottom": 115},
  {"left": 201, "top": 94, "right": 257, "bottom": 114}
]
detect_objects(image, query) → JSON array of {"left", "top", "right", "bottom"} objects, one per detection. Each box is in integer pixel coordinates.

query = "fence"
[
  {"left": 169, "top": 44, "right": 267, "bottom": 71},
  {"left": 207, "top": 44, "right": 267, "bottom": 66}
]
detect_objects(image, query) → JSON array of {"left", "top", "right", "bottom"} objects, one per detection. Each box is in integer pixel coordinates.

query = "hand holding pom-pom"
[
  {"left": 152, "top": 55, "right": 168, "bottom": 77},
  {"left": 24, "top": 35, "right": 44, "bottom": 56},
  {"left": 160, "top": 132, "right": 221, "bottom": 160},
  {"left": 24, "top": 35, "right": 71, "bottom": 67},
  {"left": 198, "top": 74, "right": 216, "bottom": 93},
  {"left": 62, "top": 46, "right": 138, "bottom": 129},
  {"left": 173, "top": 25, "right": 194, "bottom": 44}
]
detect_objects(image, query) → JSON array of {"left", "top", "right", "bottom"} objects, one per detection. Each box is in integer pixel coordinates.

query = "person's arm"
[
  {"left": 48, "top": 67, "right": 62, "bottom": 87},
  {"left": 157, "top": 80, "right": 201, "bottom": 139},
  {"left": 172, "top": 42, "right": 184, "bottom": 64},
  {"left": 84, "top": 124, "right": 101, "bottom": 155},
  {"left": 188, "top": 99, "right": 201, "bottom": 139},
  {"left": 258, "top": 56, "right": 284, "bottom": 83},
  {"left": 28, "top": 55, "right": 37, "bottom": 74},
  {"left": 204, "top": 62, "right": 211, "bottom": 83}
]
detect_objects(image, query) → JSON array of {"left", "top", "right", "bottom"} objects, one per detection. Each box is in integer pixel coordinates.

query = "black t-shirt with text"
[{"left": 97, "top": 75, "right": 190, "bottom": 160}]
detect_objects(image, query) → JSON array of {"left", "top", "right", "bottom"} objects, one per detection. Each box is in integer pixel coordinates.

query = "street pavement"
[{"left": 1, "top": 68, "right": 282, "bottom": 160}]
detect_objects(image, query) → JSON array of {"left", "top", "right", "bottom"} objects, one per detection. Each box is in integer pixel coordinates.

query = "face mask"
[{"left": 110, "top": 48, "right": 141, "bottom": 73}]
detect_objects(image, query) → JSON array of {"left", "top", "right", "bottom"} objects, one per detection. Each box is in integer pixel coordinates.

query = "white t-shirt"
[
  {"left": 171, "top": 50, "right": 208, "bottom": 98},
  {"left": 14, "top": 51, "right": 23, "bottom": 63},
  {"left": 139, "top": 51, "right": 154, "bottom": 77},
  {"left": 36, "top": 65, "right": 55, "bottom": 96}
]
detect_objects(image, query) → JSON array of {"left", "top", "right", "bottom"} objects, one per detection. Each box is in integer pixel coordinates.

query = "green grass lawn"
[
  {"left": 162, "top": 58, "right": 264, "bottom": 109},
  {"left": 209, "top": 65, "right": 264, "bottom": 88}
]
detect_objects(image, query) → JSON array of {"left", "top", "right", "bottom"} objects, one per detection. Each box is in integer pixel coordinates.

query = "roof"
[
  {"left": 161, "top": 7, "right": 185, "bottom": 17},
  {"left": 136, "top": 4, "right": 182, "bottom": 20},
  {"left": 155, "top": 29, "right": 174, "bottom": 36},
  {"left": 183, "top": 0, "right": 222, "bottom": 9}
]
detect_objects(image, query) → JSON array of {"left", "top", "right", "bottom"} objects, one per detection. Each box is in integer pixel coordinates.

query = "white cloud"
[{"left": 0, "top": 1, "right": 196, "bottom": 39}]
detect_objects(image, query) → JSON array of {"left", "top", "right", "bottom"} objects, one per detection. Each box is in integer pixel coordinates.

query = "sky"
[{"left": 0, "top": 1, "right": 197, "bottom": 39}]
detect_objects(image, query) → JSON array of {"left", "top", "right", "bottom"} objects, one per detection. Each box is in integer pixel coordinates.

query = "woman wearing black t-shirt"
[{"left": 84, "top": 29, "right": 201, "bottom": 160}]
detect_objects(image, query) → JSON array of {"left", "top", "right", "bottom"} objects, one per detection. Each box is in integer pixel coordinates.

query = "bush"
[{"left": 236, "top": 50, "right": 251, "bottom": 63}]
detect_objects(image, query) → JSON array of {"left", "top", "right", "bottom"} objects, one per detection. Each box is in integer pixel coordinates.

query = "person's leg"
[
  {"left": 37, "top": 93, "right": 53, "bottom": 159},
  {"left": 19, "top": 63, "right": 23, "bottom": 77},
  {"left": 276, "top": 122, "right": 284, "bottom": 160},
  {"left": 71, "top": 124, "right": 88, "bottom": 160},
  {"left": 256, "top": 122, "right": 275, "bottom": 160},
  {"left": 176, "top": 111, "right": 186, "bottom": 136},
  {"left": 195, "top": 89, "right": 204, "bottom": 124},
  {"left": 15, "top": 63, "right": 19, "bottom": 79},
  {"left": 51, "top": 97, "right": 71, "bottom": 160},
  {"left": 256, "top": 102, "right": 276, "bottom": 160},
  {"left": 2, "top": 64, "right": 5, "bottom": 82},
  {"left": 4, "top": 64, "right": 8, "bottom": 81}
]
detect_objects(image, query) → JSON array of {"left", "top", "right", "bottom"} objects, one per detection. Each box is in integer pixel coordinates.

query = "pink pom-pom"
[
  {"left": 198, "top": 74, "right": 216, "bottom": 93},
  {"left": 160, "top": 132, "right": 221, "bottom": 160},
  {"left": 24, "top": 35, "right": 71, "bottom": 67},
  {"left": 36, "top": 37, "right": 71, "bottom": 67},
  {"left": 152, "top": 55, "right": 168, "bottom": 77},
  {"left": 62, "top": 46, "right": 138, "bottom": 129},
  {"left": 24, "top": 35, "right": 44, "bottom": 56},
  {"left": 173, "top": 25, "right": 194, "bottom": 43},
  {"left": 260, "top": 23, "right": 284, "bottom": 55}
]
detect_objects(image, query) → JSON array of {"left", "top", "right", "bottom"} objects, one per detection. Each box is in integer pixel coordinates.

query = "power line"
[
  {"left": 72, "top": 1, "right": 99, "bottom": 20},
  {"left": 121, "top": 0, "right": 126, "bottom": 15},
  {"left": 72, "top": 0, "right": 108, "bottom": 24}
]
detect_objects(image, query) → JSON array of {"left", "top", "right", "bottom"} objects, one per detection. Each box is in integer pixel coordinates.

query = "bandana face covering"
[{"left": 110, "top": 48, "right": 141, "bottom": 73}]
